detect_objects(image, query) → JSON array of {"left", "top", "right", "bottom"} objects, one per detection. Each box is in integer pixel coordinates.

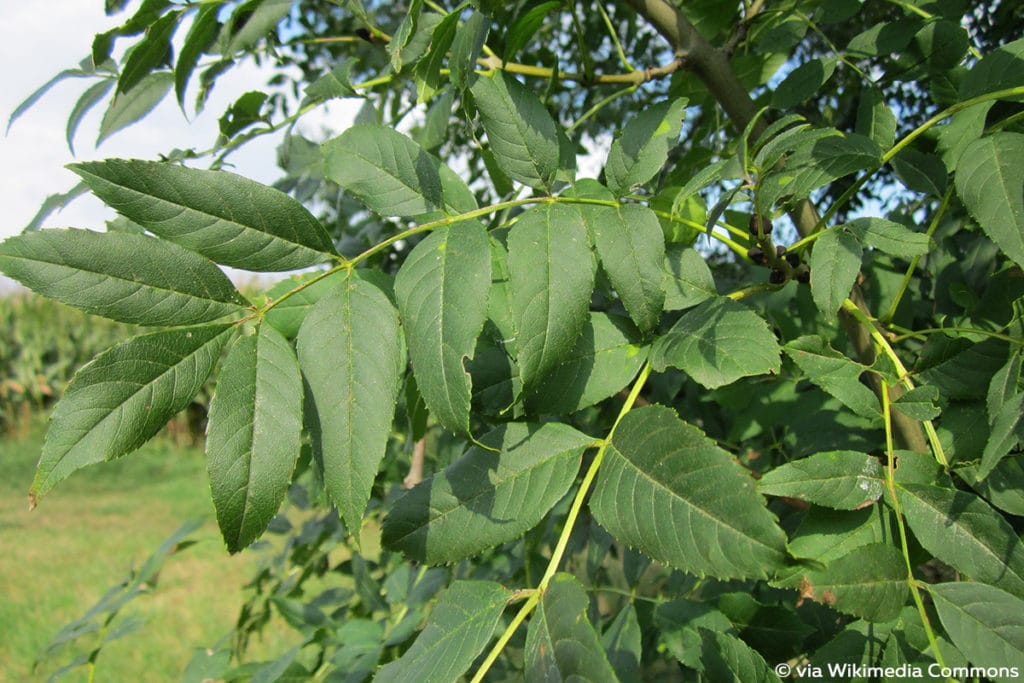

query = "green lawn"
[{"left": 0, "top": 420, "right": 292, "bottom": 681}]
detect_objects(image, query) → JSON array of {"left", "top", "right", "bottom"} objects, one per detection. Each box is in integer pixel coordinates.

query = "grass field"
[{"left": 0, "top": 420, "right": 294, "bottom": 681}]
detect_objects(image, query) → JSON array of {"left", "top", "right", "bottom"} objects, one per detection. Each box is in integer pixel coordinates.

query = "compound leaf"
[
  {"left": 206, "top": 324, "right": 302, "bottom": 553},
  {"left": 70, "top": 159, "right": 338, "bottom": 271},
  {"left": 592, "top": 405, "right": 788, "bottom": 579}
]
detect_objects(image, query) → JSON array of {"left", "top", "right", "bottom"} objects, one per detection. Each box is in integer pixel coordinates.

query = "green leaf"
[
  {"left": 471, "top": 71, "right": 561, "bottom": 189},
  {"left": 698, "top": 629, "right": 783, "bottom": 683},
  {"left": 23, "top": 182, "right": 89, "bottom": 231},
  {"left": 955, "top": 133, "right": 1024, "bottom": 270},
  {"left": 118, "top": 10, "right": 180, "bottom": 94},
  {"left": 980, "top": 392, "right": 1024, "bottom": 481},
  {"left": 777, "top": 543, "right": 908, "bottom": 622},
  {"left": 525, "top": 313, "right": 647, "bottom": 415},
  {"left": 504, "top": 1, "right": 560, "bottom": 60},
  {"left": 788, "top": 506, "right": 894, "bottom": 564},
  {"left": 396, "top": 221, "right": 491, "bottom": 436},
  {"left": 772, "top": 57, "right": 837, "bottom": 109},
  {"left": 414, "top": 11, "right": 458, "bottom": 102},
  {"left": 602, "top": 604, "right": 642, "bottom": 682},
  {"left": 304, "top": 60, "right": 356, "bottom": 102},
  {"left": 175, "top": 3, "right": 220, "bottom": 109},
  {"left": 855, "top": 88, "right": 896, "bottom": 150},
  {"left": 206, "top": 324, "right": 302, "bottom": 553},
  {"left": 98, "top": 71, "right": 172, "bottom": 145},
  {"left": 663, "top": 245, "right": 717, "bottom": 310},
  {"left": 218, "top": 90, "right": 268, "bottom": 138},
  {"left": 959, "top": 36, "right": 1024, "bottom": 101},
  {"left": 70, "top": 159, "right": 338, "bottom": 271},
  {"left": 224, "top": 0, "right": 291, "bottom": 54},
  {"left": 297, "top": 276, "right": 405, "bottom": 533},
  {"left": 67, "top": 79, "right": 115, "bottom": 155},
  {"left": 592, "top": 405, "right": 788, "bottom": 579},
  {"left": 382, "top": 422, "right": 592, "bottom": 564},
  {"left": 375, "top": 581, "right": 510, "bottom": 682},
  {"left": 759, "top": 451, "right": 884, "bottom": 510},
  {"left": 843, "top": 217, "right": 931, "bottom": 258},
  {"left": 264, "top": 270, "right": 349, "bottom": 339},
  {"left": 891, "top": 149, "right": 949, "bottom": 198},
  {"left": 588, "top": 203, "right": 666, "bottom": 332},
  {"left": 784, "top": 335, "right": 881, "bottom": 419},
  {"left": 387, "top": 0, "right": 424, "bottom": 71},
  {"left": 510, "top": 203, "right": 594, "bottom": 390},
  {"left": 8, "top": 65, "right": 94, "bottom": 134},
  {"left": 0, "top": 228, "right": 247, "bottom": 326},
  {"left": 651, "top": 297, "right": 782, "bottom": 390},
  {"left": 449, "top": 9, "right": 488, "bottom": 90},
  {"left": 30, "top": 324, "right": 234, "bottom": 503},
  {"left": 809, "top": 228, "right": 863, "bottom": 321},
  {"left": 960, "top": 456, "right": 1024, "bottom": 516},
  {"left": 930, "top": 582, "right": 1024, "bottom": 683},
  {"left": 988, "top": 353, "right": 1022, "bottom": 424},
  {"left": 322, "top": 124, "right": 476, "bottom": 217},
  {"left": 604, "top": 99, "right": 686, "bottom": 195},
  {"left": 892, "top": 385, "right": 942, "bottom": 421},
  {"left": 525, "top": 574, "right": 620, "bottom": 682},
  {"left": 898, "top": 483, "right": 1024, "bottom": 598},
  {"left": 655, "top": 599, "right": 736, "bottom": 669}
]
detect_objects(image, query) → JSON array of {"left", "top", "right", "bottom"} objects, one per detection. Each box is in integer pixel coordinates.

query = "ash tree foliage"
[{"left": 4, "top": 0, "right": 1024, "bottom": 679}]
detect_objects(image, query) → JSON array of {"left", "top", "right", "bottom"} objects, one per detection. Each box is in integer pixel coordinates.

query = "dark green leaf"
[
  {"left": 218, "top": 90, "right": 268, "bottom": 138},
  {"left": 414, "top": 11, "right": 458, "bottom": 102},
  {"left": 930, "top": 582, "right": 1024, "bottom": 683},
  {"left": 955, "top": 133, "right": 1024, "bottom": 270},
  {"left": 383, "top": 422, "right": 591, "bottom": 564},
  {"left": 264, "top": 270, "right": 349, "bottom": 339},
  {"left": 510, "top": 203, "right": 594, "bottom": 390},
  {"left": 304, "top": 60, "right": 357, "bottom": 102},
  {"left": 98, "top": 71, "right": 172, "bottom": 145},
  {"left": 471, "top": 71, "right": 561, "bottom": 189},
  {"left": 958, "top": 36, "right": 1024, "bottom": 101},
  {"left": 375, "top": 581, "right": 510, "bottom": 682},
  {"left": 980, "top": 392, "right": 1024, "bottom": 481},
  {"left": 396, "top": 221, "right": 491, "bottom": 436},
  {"left": 588, "top": 203, "right": 666, "bottom": 331},
  {"left": 505, "top": 1, "right": 560, "bottom": 60},
  {"left": 784, "top": 335, "right": 881, "bottom": 419},
  {"left": 788, "top": 506, "right": 895, "bottom": 564},
  {"left": 892, "top": 385, "right": 942, "bottom": 421},
  {"left": 224, "top": 0, "right": 291, "bottom": 54},
  {"left": 322, "top": 124, "right": 476, "bottom": 217},
  {"left": 809, "top": 228, "right": 863, "bottom": 321},
  {"left": 592, "top": 405, "right": 788, "bottom": 579},
  {"left": 651, "top": 297, "right": 782, "bottom": 389},
  {"left": 387, "top": 0, "right": 424, "bottom": 71},
  {"left": 118, "top": 10, "right": 180, "bottom": 93},
  {"left": 449, "top": 9, "right": 488, "bottom": 90},
  {"left": 772, "top": 58, "right": 837, "bottom": 109},
  {"left": 843, "top": 217, "right": 931, "bottom": 258},
  {"left": 525, "top": 313, "right": 647, "bottom": 415},
  {"left": 655, "top": 600, "right": 736, "bottom": 669},
  {"left": 30, "top": 325, "right": 234, "bottom": 502},
  {"left": 525, "top": 574, "right": 620, "bottom": 682},
  {"left": 759, "top": 451, "right": 884, "bottom": 510},
  {"left": 604, "top": 99, "right": 686, "bottom": 195},
  {"left": 891, "top": 149, "right": 949, "bottom": 198},
  {"left": 663, "top": 245, "right": 717, "bottom": 310},
  {"left": 207, "top": 324, "right": 302, "bottom": 553},
  {"left": 855, "top": 88, "right": 896, "bottom": 150},
  {"left": 960, "top": 456, "right": 1024, "bottom": 516},
  {"left": 0, "top": 228, "right": 247, "bottom": 326},
  {"left": 175, "top": 3, "right": 220, "bottom": 109},
  {"left": 898, "top": 483, "right": 1024, "bottom": 598},
  {"left": 602, "top": 604, "right": 642, "bottom": 682},
  {"left": 70, "top": 159, "right": 338, "bottom": 271},
  {"left": 297, "top": 276, "right": 405, "bottom": 532},
  {"left": 698, "top": 629, "right": 783, "bottom": 683}
]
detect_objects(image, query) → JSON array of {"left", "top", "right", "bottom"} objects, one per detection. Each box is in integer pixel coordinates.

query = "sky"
[{"left": 0, "top": 1, "right": 354, "bottom": 243}]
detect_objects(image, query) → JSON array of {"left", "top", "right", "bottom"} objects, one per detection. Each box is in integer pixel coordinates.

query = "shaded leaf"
[
  {"left": 510, "top": 203, "right": 594, "bottom": 390},
  {"left": 471, "top": 71, "right": 561, "bottom": 189},
  {"left": 809, "top": 228, "right": 863, "bottom": 321},
  {"left": 525, "top": 574, "right": 620, "bottom": 682},
  {"left": 67, "top": 79, "right": 115, "bottom": 155},
  {"left": 592, "top": 405, "right": 788, "bottom": 579},
  {"left": 604, "top": 98, "right": 686, "bottom": 195},
  {"left": 772, "top": 57, "right": 837, "bottom": 109},
  {"left": 297, "top": 276, "right": 405, "bottom": 532},
  {"left": 375, "top": 581, "right": 510, "bottom": 683},
  {"left": 175, "top": 3, "right": 220, "bottom": 109},
  {"left": 784, "top": 335, "right": 881, "bottom": 419},
  {"left": 118, "top": 10, "right": 180, "bottom": 94},
  {"left": 898, "top": 483, "right": 1024, "bottom": 598},
  {"left": 892, "top": 385, "right": 942, "bottom": 421},
  {"left": 602, "top": 604, "right": 642, "bottom": 682},
  {"left": 382, "top": 422, "right": 591, "bottom": 564},
  {"left": 31, "top": 325, "right": 234, "bottom": 502},
  {"left": 663, "top": 245, "right": 717, "bottom": 310},
  {"left": 396, "top": 221, "right": 491, "bottom": 435},
  {"left": 930, "top": 582, "right": 1024, "bottom": 683},
  {"left": 207, "top": 324, "right": 302, "bottom": 553},
  {"left": 448, "top": 9, "right": 488, "bottom": 90},
  {"left": 759, "top": 451, "right": 884, "bottom": 510},
  {"left": 305, "top": 60, "right": 357, "bottom": 102},
  {"left": 651, "top": 297, "right": 782, "bottom": 389},
  {"left": 0, "top": 228, "right": 248, "bottom": 326},
  {"left": 70, "top": 159, "right": 338, "bottom": 271},
  {"left": 955, "top": 133, "right": 1024, "bottom": 270},
  {"left": 698, "top": 629, "right": 782, "bottom": 682}
]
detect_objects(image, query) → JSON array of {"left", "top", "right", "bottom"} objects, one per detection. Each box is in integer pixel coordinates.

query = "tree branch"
[{"left": 624, "top": 0, "right": 930, "bottom": 453}]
